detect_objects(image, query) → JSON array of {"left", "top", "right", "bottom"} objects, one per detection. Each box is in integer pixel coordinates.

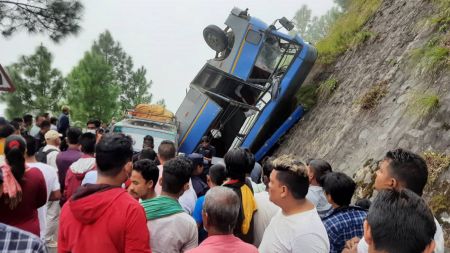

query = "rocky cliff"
[{"left": 274, "top": 0, "right": 450, "bottom": 247}]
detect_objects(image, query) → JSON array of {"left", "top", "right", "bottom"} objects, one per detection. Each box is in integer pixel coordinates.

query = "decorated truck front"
[{"left": 176, "top": 8, "right": 317, "bottom": 160}]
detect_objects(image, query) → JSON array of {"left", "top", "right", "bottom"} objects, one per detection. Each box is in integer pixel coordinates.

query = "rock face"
[{"left": 274, "top": 0, "right": 450, "bottom": 247}]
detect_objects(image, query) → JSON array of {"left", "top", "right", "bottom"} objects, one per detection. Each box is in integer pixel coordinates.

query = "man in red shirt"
[{"left": 58, "top": 133, "right": 151, "bottom": 253}]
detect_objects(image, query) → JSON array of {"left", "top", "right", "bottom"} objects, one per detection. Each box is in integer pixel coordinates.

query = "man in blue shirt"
[{"left": 322, "top": 172, "right": 367, "bottom": 253}]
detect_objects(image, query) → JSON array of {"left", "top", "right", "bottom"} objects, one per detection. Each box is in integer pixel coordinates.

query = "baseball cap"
[
  {"left": 187, "top": 153, "right": 208, "bottom": 166},
  {"left": 45, "top": 130, "right": 62, "bottom": 140}
]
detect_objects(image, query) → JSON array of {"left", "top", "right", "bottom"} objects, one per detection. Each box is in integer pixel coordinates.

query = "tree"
[
  {"left": 293, "top": 5, "right": 342, "bottom": 44},
  {"left": 0, "top": 0, "right": 83, "bottom": 42},
  {"left": 334, "top": 0, "right": 350, "bottom": 10},
  {"left": 92, "top": 31, "right": 153, "bottom": 112},
  {"left": 292, "top": 5, "right": 312, "bottom": 36},
  {"left": 66, "top": 51, "right": 120, "bottom": 124},
  {"left": 156, "top": 98, "right": 166, "bottom": 107},
  {"left": 0, "top": 44, "right": 65, "bottom": 118}
]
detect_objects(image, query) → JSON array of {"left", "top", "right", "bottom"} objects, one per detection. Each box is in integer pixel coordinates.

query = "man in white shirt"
[
  {"left": 155, "top": 140, "right": 197, "bottom": 214},
  {"left": 23, "top": 135, "right": 61, "bottom": 245},
  {"left": 252, "top": 158, "right": 279, "bottom": 247},
  {"left": 259, "top": 155, "right": 330, "bottom": 253},
  {"left": 41, "top": 130, "right": 61, "bottom": 248}
]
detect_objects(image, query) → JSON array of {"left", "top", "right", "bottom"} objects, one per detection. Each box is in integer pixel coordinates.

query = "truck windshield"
[
  {"left": 113, "top": 126, "right": 177, "bottom": 152},
  {"left": 251, "top": 34, "right": 301, "bottom": 80}
]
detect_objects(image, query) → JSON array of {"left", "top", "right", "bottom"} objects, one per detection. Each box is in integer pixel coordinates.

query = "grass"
[
  {"left": 356, "top": 80, "right": 389, "bottom": 110},
  {"left": 410, "top": 37, "right": 450, "bottom": 73},
  {"left": 422, "top": 151, "right": 450, "bottom": 186},
  {"left": 317, "top": 78, "right": 338, "bottom": 99},
  {"left": 430, "top": 0, "right": 450, "bottom": 32},
  {"left": 407, "top": 91, "right": 440, "bottom": 117},
  {"left": 295, "top": 84, "right": 318, "bottom": 110},
  {"left": 429, "top": 193, "right": 450, "bottom": 218},
  {"left": 349, "top": 30, "right": 376, "bottom": 49},
  {"left": 316, "top": 0, "right": 382, "bottom": 64}
]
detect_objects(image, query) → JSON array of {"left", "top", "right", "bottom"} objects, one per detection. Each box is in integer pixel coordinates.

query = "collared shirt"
[
  {"left": 322, "top": 206, "right": 367, "bottom": 253},
  {"left": 0, "top": 222, "right": 47, "bottom": 253},
  {"left": 186, "top": 234, "right": 258, "bottom": 253}
]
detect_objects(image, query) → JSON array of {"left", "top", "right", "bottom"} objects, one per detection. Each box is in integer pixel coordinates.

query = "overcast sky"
[{"left": 0, "top": 0, "right": 334, "bottom": 115}]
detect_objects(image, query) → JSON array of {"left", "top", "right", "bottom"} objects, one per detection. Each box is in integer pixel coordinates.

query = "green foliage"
[
  {"left": 430, "top": 0, "right": 450, "bottom": 32},
  {"left": 292, "top": 5, "right": 312, "bottom": 36},
  {"left": 295, "top": 84, "right": 318, "bottom": 110},
  {"left": 407, "top": 91, "right": 440, "bottom": 117},
  {"left": 92, "top": 31, "right": 153, "bottom": 112},
  {"left": 0, "top": 45, "right": 65, "bottom": 118},
  {"left": 292, "top": 5, "right": 342, "bottom": 44},
  {"left": 316, "top": 0, "right": 382, "bottom": 64},
  {"left": 349, "top": 30, "right": 375, "bottom": 49},
  {"left": 156, "top": 99, "right": 166, "bottom": 107},
  {"left": 66, "top": 51, "right": 120, "bottom": 124},
  {"left": 422, "top": 151, "right": 450, "bottom": 187},
  {"left": 317, "top": 78, "right": 338, "bottom": 99},
  {"left": 0, "top": 0, "right": 83, "bottom": 42},
  {"left": 410, "top": 37, "right": 450, "bottom": 73},
  {"left": 356, "top": 80, "right": 389, "bottom": 110}
]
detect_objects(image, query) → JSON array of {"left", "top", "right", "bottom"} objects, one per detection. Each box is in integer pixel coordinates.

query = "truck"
[
  {"left": 176, "top": 7, "right": 317, "bottom": 161},
  {"left": 112, "top": 104, "right": 178, "bottom": 152}
]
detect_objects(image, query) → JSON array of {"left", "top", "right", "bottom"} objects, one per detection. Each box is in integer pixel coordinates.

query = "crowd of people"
[{"left": 0, "top": 109, "right": 446, "bottom": 253}]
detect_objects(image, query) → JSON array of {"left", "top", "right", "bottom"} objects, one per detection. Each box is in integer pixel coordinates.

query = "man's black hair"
[
  {"left": 40, "top": 120, "right": 51, "bottom": 129},
  {"left": 10, "top": 121, "right": 20, "bottom": 131},
  {"left": 50, "top": 117, "right": 58, "bottom": 125},
  {"left": 367, "top": 189, "right": 436, "bottom": 253},
  {"left": 93, "top": 119, "right": 101, "bottom": 128},
  {"left": 309, "top": 159, "right": 332, "bottom": 186},
  {"left": 12, "top": 117, "right": 23, "bottom": 123},
  {"left": 133, "top": 159, "right": 159, "bottom": 189},
  {"left": 0, "top": 124, "right": 15, "bottom": 138},
  {"left": 162, "top": 157, "right": 192, "bottom": 194},
  {"left": 139, "top": 148, "right": 157, "bottom": 161},
  {"left": 384, "top": 148, "right": 428, "bottom": 196},
  {"left": 262, "top": 157, "right": 274, "bottom": 178},
  {"left": 272, "top": 155, "right": 309, "bottom": 200},
  {"left": 24, "top": 134, "right": 37, "bottom": 156},
  {"left": 23, "top": 114, "right": 32, "bottom": 125},
  {"left": 244, "top": 148, "right": 256, "bottom": 174},
  {"left": 158, "top": 140, "right": 176, "bottom": 161},
  {"left": 66, "top": 127, "right": 82, "bottom": 145},
  {"left": 96, "top": 133, "right": 133, "bottom": 177},
  {"left": 224, "top": 148, "right": 249, "bottom": 182},
  {"left": 208, "top": 164, "right": 227, "bottom": 186},
  {"left": 143, "top": 135, "right": 154, "bottom": 149},
  {"left": 86, "top": 119, "right": 97, "bottom": 127},
  {"left": 355, "top": 198, "right": 371, "bottom": 210},
  {"left": 79, "top": 132, "right": 96, "bottom": 154},
  {"left": 323, "top": 172, "right": 356, "bottom": 207}
]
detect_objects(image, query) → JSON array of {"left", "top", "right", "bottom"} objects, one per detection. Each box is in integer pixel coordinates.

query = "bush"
[
  {"left": 296, "top": 84, "right": 318, "bottom": 110},
  {"left": 316, "top": 0, "right": 382, "bottom": 64},
  {"left": 407, "top": 91, "right": 440, "bottom": 117},
  {"left": 317, "top": 78, "right": 338, "bottom": 99},
  {"left": 410, "top": 37, "right": 450, "bottom": 73},
  {"left": 422, "top": 151, "right": 450, "bottom": 186},
  {"left": 356, "top": 80, "right": 389, "bottom": 110}
]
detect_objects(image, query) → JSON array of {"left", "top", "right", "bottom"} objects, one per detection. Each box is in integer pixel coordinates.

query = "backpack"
[{"left": 35, "top": 147, "right": 58, "bottom": 164}]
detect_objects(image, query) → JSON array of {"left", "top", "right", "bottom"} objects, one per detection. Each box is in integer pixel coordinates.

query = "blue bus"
[{"left": 176, "top": 8, "right": 317, "bottom": 160}]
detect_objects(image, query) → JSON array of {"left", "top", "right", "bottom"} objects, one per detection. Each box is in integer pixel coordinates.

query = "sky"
[{"left": 0, "top": 0, "right": 334, "bottom": 115}]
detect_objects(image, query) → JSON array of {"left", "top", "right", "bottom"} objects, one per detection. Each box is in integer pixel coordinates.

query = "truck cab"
[{"left": 176, "top": 8, "right": 317, "bottom": 160}]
